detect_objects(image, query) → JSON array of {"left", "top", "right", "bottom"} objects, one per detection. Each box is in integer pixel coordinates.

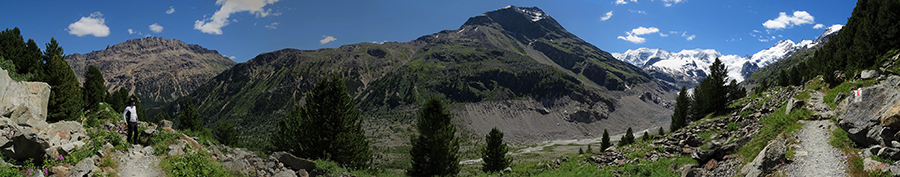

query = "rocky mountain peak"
[{"left": 461, "top": 5, "right": 569, "bottom": 44}]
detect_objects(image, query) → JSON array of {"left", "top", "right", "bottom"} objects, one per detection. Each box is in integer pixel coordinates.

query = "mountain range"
[
  {"left": 65, "top": 37, "right": 237, "bottom": 111},
  {"left": 163, "top": 5, "right": 674, "bottom": 145},
  {"left": 612, "top": 25, "right": 843, "bottom": 88}
]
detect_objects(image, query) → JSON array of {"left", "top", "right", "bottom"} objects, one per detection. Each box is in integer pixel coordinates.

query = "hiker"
[{"left": 123, "top": 98, "right": 139, "bottom": 144}]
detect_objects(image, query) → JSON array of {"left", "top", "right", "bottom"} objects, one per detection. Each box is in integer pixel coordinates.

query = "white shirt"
[{"left": 123, "top": 106, "right": 138, "bottom": 122}]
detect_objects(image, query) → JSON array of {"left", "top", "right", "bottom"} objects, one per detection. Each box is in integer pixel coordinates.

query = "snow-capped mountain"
[{"left": 613, "top": 25, "right": 843, "bottom": 88}]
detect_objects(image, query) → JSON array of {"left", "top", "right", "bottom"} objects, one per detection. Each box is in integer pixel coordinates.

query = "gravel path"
[
  {"left": 784, "top": 91, "right": 847, "bottom": 177},
  {"left": 116, "top": 145, "right": 164, "bottom": 177}
]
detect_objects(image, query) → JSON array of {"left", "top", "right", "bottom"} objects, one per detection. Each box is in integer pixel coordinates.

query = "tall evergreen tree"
[
  {"left": 618, "top": 127, "right": 635, "bottom": 147},
  {"left": 216, "top": 120, "right": 236, "bottom": 146},
  {"left": 642, "top": 131, "right": 650, "bottom": 142},
  {"left": 482, "top": 127, "right": 510, "bottom": 173},
  {"left": 179, "top": 99, "right": 201, "bottom": 131},
  {"left": 691, "top": 58, "right": 730, "bottom": 120},
  {"left": 409, "top": 96, "right": 460, "bottom": 176},
  {"left": 83, "top": 65, "right": 106, "bottom": 111},
  {"left": 23, "top": 39, "right": 42, "bottom": 79},
  {"left": 108, "top": 88, "right": 129, "bottom": 112},
  {"left": 601, "top": 129, "right": 611, "bottom": 152},
  {"left": 670, "top": 86, "right": 690, "bottom": 131},
  {"left": 586, "top": 144, "right": 593, "bottom": 154},
  {"left": 658, "top": 127, "right": 665, "bottom": 137},
  {"left": 272, "top": 74, "right": 371, "bottom": 168},
  {"left": 44, "top": 52, "right": 82, "bottom": 122},
  {"left": 728, "top": 80, "right": 746, "bottom": 101}
]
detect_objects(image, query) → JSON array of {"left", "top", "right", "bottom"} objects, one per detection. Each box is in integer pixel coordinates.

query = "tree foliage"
[
  {"left": 272, "top": 74, "right": 371, "bottom": 168},
  {"left": 44, "top": 38, "right": 82, "bottom": 122},
  {"left": 618, "top": 127, "right": 635, "bottom": 147},
  {"left": 409, "top": 96, "right": 459, "bottom": 176},
  {"left": 154, "top": 113, "right": 171, "bottom": 124},
  {"left": 83, "top": 65, "right": 107, "bottom": 111},
  {"left": 601, "top": 129, "right": 611, "bottom": 152},
  {"left": 482, "top": 127, "right": 510, "bottom": 173},
  {"left": 690, "top": 58, "right": 738, "bottom": 120},
  {"left": 179, "top": 99, "right": 201, "bottom": 131},
  {"left": 216, "top": 120, "right": 236, "bottom": 146},
  {"left": 107, "top": 88, "right": 129, "bottom": 112},
  {"left": 0, "top": 27, "right": 41, "bottom": 81},
  {"left": 670, "top": 86, "right": 690, "bottom": 131}
]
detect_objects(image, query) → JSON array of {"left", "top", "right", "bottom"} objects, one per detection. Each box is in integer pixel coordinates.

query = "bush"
[{"left": 161, "top": 153, "right": 235, "bottom": 177}]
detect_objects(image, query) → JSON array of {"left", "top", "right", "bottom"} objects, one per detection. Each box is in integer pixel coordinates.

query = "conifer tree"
[
  {"left": 671, "top": 86, "right": 690, "bottom": 131},
  {"left": 601, "top": 129, "right": 611, "bottom": 151},
  {"left": 83, "top": 65, "right": 106, "bottom": 111},
  {"left": 587, "top": 144, "right": 593, "bottom": 154},
  {"left": 179, "top": 99, "right": 201, "bottom": 131},
  {"left": 482, "top": 127, "right": 510, "bottom": 173},
  {"left": 108, "top": 88, "right": 129, "bottom": 112},
  {"left": 658, "top": 127, "right": 665, "bottom": 137},
  {"left": 43, "top": 38, "right": 82, "bottom": 122},
  {"left": 691, "top": 58, "right": 730, "bottom": 119},
  {"left": 273, "top": 74, "right": 371, "bottom": 168},
  {"left": 409, "top": 96, "right": 459, "bottom": 176},
  {"left": 578, "top": 148, "right": 584, "bottom": 154},
  {"left": 642, "top": 131, "right": 650, "bottom": 142},
  {"left": 216, "top": 120, "right": 236, "bottom": 146},
  {"left": 618, "top": 127, "right": 635, "bottom": 146}
]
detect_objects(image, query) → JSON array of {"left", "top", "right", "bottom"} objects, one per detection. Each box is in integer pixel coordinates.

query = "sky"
[{"left": 0, "top": 0, "right": 857, "bottom": 63}]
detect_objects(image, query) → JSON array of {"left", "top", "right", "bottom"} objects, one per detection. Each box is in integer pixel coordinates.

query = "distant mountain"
[
  {"left": 65, "top": 37, "right": 237, "bottom": 110},
  {"left": 172, "top": 6, "right": 672, "bottom": 144},
  {"left": 612, "top": 25, "right": 842, "bottom": 88}
]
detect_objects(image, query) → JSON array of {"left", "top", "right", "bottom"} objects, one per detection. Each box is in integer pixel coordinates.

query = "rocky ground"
[
  {"left": 116, "top": 145, "right": 163, "bottom": 177},
  {"left": 783, "top": 120, "right": 848, "bottom": 176}
]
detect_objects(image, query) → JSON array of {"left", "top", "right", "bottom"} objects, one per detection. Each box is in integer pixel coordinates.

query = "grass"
[
  {"left": 794, "top": 91, "right": 811, "bottom": 101},
  {"left": 478, "top": 154, "right": 695, "bottom": 177},
  {"left": 829, "top": 115, "right": 884, "bottom": 176},
  {"left": 737, "top": 105, "right": 811, "bottom": 163},
  {"left": 160, "top": 153, "right": 241, "bottom": 177}
]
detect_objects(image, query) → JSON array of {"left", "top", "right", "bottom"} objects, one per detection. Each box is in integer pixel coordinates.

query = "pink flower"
[{"left": 26, "top": 169, "right": 32, "bottom": 176}]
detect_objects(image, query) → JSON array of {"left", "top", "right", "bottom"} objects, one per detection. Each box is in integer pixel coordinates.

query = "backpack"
[{"left": 125, "top": 110, "right": 132, "bottom": 120}]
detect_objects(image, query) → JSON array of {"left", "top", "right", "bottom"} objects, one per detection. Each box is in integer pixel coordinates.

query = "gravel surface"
[
  {"left": 784, "top": 91, "right": 847, "bottom": 177},
  {"left": 116, "top": 145, "right": 164, "bottom": 177}
]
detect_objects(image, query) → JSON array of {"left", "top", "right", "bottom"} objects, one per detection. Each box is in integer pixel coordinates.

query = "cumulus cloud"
[
  {"left": 265, "top": 22, "right": 279, "bottom": 29},
  {"left": 194, "top": 0, "right": 281, "bottom": 35},
  {"left": 320, "top": 35, "right": 336, "bottom": 44},
  {"left": 763, "top": 11, "right": 815, "bottom": 30},
  {"left": 685, "top": 34, "right": 696, "bottom": 41},
  {"left": 663, "top": 0, "right": 683, "bottom": 7},
  {"left": 67, "top": 12, "right": 110, "bottom": 37},
  {"left": 813, "top": 24, "right": 825, "bottom": 29},
  {"left": 166, "top": 6, "right": 175, "bottom": 14},
  {"left": 149, "top": 23, "right": 164, "bottom": 33},
  {"left": 617, "top": 27, "right": 659, "bottom": 44},
  {"left": 615, "top": 0, "right": 628, "bottom": 5},
  {"left": 600, "top": 11, "right": 613, "bottom": 21}
]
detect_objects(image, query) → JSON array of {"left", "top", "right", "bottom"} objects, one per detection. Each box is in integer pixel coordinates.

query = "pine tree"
[
  {"left": 43, "top": 38, "right": 82, "bottom": 122},
  {"left": 658, "top": 127, "right": 665, "bottom": 137},
  {"left": 272, "top": 74, "right": 371, "bottom": 168},
  {"left": 179, "top": 99, "right": 201, "bottom": 131},
  {"left": 578, "top": 148, "right": 584, "bottom": 154},
  {"left": 23, "top": 39, "right": 42, "bottom": 79},
  {"left": 642, "top": 131, "right": 650, "bottom": 142},
  {"left": 778, "top": 70, "right": 789, "bottom": 87},
  {"left": 691, "top": 58, "right": 730, "bottom": 120},
  {"left": 83, "top": 65, "right": 106, "bottom": 111},
  {"left": 108, "top": 88, "right": 129, "bottom": 112},
  {"left": 601, "top": 129, "right": 611, "bottom": 151},
  {"left": 216, "top": 120, "right": 236, "bottom": 146},
  {"left": 409, "top": 96, "right": 460, "bottom": 176},
  {"left": 671, "top": 86, "right": 690, "bottom": 131},
  {"left": 619, "top": 127, "right": 635, "bottom": 146},
  {"left": 482, "top": 127, "right": 510, "bottom": 173},
  {"left": 728, "top": 80, "right": 746, "bottom": 101},
  {"left": 586, "top": 144, "right": 593, "bottom": 154}
]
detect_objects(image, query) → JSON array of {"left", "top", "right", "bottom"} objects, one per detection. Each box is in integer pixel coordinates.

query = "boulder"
[
  {"left": 861, "top": 70, "right": 879, "bottom": 80},
  {"left": 837, "top": 78, "right": 900, "bottom": 147},
  {"left": 273, "top": 170, "right": 298, "bottom": 177},
  {"left": 883, "top": 104, "right": 900, "bottom": 130},
  {"left": 879, "top": 147, "right": 900, "bottom": 160},
  {"left": 785, "top": 98, "right": 804, "bottom": 115},
  {"left": 159, "top": 120, "right": 173, "bottom": 129},
  {"left": 740, "top": 137, "right": 786, "bottom": 177},
  {"left": 271, "top": 151, "right": 317, "bottom": 171},
  {"left": 834, "top": 92, "right": 845, "bottom": 103},
  {"left": 71, "top": 157, "right": 95, "bottom": 177},
  {"left": 1, "top": 129, "right": 50, "bottom": 161},
  {"left": 0, "top": 68, "right": 51, "bottom": 127},
  {"left": 680, "top": 164, "right": 699, "bottom": 177}
]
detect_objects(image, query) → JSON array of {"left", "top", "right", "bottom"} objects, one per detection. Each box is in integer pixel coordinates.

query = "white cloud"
[
  {"left": 663, "top": 0, "right": 683, "bottom": 7},
  {"left": 149, "top": 23, "right": 164, "bottom": 33},
  {"left": 659, "top": 33, "right": 668, "bottom": 37},
  {"left": 320, "top": 35, "right": 336, "bottom": 44},
  {"left": 615, "top": 0, "right": 628, "bottom": 5},
  {"left": 166, "top": 6, "right": 175, "bottom": 14},
  {"left": 629, "top": 9, "right": 647, "bottom": 14},
  {"left": 813, "top": 24, "right": 825, "bottom": 29},
  {"left": 194, "top": 0, "right": 281, "bottom": 35},
  {"left": 128, "top": 29, "right": 134, "bottom": 34},
  {"left": 686, "top": 34, "right": 696, "bottom": 41},
  {"left": 128, "top": 29, "right": 143, "bottom": 35},
  {"left": 600, "top": 11, "right": 613, "bottom": 21},
  {"left": 67, "top": 12, "right": 110, "bottom": 37},
  {"left": 762, "top": 11, "right": 815, "bottom": 30},
  {"left": 229, "top": 56, "right": 236, "bottom": 59},
  {"left": 617, "top": 26, "right": 659, "bottom": 44},
  {"left": 265, "top": 22, "right": 279, "bottom": 29}
]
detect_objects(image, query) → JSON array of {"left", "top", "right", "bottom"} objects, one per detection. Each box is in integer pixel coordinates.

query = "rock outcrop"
[
  {"left": 0, "top": 68, "right": 50, "bottom": 128},
  {"left": 836, "top": 75, "right": 900, "bottom": 149}
]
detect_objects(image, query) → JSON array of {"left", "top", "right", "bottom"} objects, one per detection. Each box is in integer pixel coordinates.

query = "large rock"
[
  {"left": 0, "top": 68, "right": 50, "bottom": 127},
  {"left": 740, "top": 137, "right": 786, "bottom": 177},
  {"left": 71, "top": 157, "right": 95, "bottom": 177},
  {"left": 878, "top": 147, "right": 900, "bottom": 160},
  {"left": 837, "top": 75, "right": 900, "bottom": 147},
  {"left": 883, "top": 104, "right": 900, "bottom": 130},
  {"left": 785, "top": 98, "right": 804, "bottom": 115},
  {"left": 861, "top": 70, "right": 879, "bottom": 80},
  {"left": 271, "top": 151, "right": 317, "bottom": 171}
]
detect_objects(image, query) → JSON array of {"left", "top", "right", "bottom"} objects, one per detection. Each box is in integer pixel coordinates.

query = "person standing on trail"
[{"left": 123, "top": 98, "right": 139, "bottom": 144}]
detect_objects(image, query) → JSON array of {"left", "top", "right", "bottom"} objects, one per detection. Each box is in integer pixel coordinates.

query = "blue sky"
[{"left": 0, "top": 0, "right": 856, "bottom": 63}]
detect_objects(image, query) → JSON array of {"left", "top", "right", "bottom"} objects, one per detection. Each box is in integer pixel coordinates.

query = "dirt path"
[
  {"left": 116, "top": 145, "right": 164, "bottom": 177},
  {"left": 784, "top": 91, "right": 847, "bottom": 176}
]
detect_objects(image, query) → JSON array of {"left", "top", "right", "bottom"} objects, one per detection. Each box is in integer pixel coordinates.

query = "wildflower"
[
  {"left": 26, "top": 169, "right": 32, "bottom": 176},
  {"left": 57, "top": 155, "right": 64, "bottom": 163},
  {"left": 43, "top": 168, "right": 48, "bottom": 175}
]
